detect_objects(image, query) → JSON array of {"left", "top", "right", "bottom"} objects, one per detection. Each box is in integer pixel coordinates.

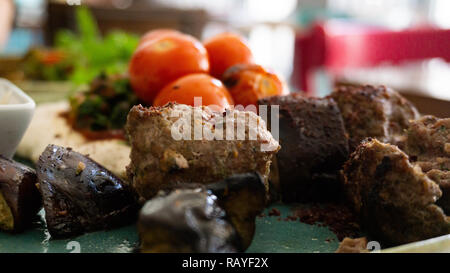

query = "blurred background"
[{"left": 1, "top": 0, "right": 450, "bottom": 116}]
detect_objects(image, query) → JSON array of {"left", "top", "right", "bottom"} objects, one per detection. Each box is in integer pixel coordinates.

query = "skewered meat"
[
  {"left": 342, "top": 138, "right": 450, "bottom": 246},
  {"left": 138, "top": 189, "right": 240, "bottom": 253},
  {"left": 0, "top": 156, "right": 41, "bottom": 232},
  {"left": 126, "top": 103, "right": 280, "bottom": 200},
  {"left": 36, "top": 144, "right": 138, "bottom": 238},
  {"left": 404, "top": 116, "right": 450, "bottom": 214},
  {"left": 258, "top": 93, "right": 349, "bottom": 202},
  {"left": 329, "top": 85, "right": 419, "bottom": 151}
]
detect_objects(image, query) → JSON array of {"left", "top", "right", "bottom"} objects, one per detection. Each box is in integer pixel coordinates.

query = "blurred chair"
[{"left": 292, "top": 20, "right": 450, "bottom": 95}]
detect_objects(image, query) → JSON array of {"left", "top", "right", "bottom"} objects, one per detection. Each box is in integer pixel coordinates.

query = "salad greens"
[{"left": 54, "top": 6, "right": 139, "bottom": 85}]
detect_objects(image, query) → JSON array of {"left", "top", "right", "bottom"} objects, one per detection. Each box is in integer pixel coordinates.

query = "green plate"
[
  {"left": 0, "top": 204, "right": 339, "bottom": 253},
  {"left": 0, "top": 84, "right": 340, "bottom": 253}
]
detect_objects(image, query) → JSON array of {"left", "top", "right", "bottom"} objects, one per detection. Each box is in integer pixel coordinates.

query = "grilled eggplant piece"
[
  {"left": 138, "top": 189, "right": 240, "bottom": 253},
  {"left": 36, "top": 144, "right": 138, "bottom": 238},
  {"left": 157, "top": 172, "right": 266, "bottom": 250},
  {"left": 0, "top": 156, "right": 41, "bottom": 232},
  {"left": 206, "top": 172, "right": 266, "bottom": 250}
]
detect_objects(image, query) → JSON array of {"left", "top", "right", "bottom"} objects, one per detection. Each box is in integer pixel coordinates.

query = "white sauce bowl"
[{"left": 0, "top": 78, "right": 35, "bottom": 158}]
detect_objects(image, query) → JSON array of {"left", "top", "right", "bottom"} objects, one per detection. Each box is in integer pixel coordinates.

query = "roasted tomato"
[
  {"left": 222, "top": 64, "right": 288, "bottom": 107},
  {"left": 138, "top": 29, "right": 182, "bottom": 47},
  {"left": 129, "top": 33, "right": 209, "bottom": 104},
  {"left": 153, "top": 73, "right": 234, "bottom": 112},
  {"left": 203, "top": 32, "right": 254, "bottom": 78}
]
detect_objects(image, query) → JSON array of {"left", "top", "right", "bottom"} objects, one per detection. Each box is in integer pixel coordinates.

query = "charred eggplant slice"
[
  {"left": 36, "top": 144, "right": 138, "bottom": 238},
  {"left": 206, "top": 172, "right": 266, "bottom": 250},
  {"left": 0, "top": 156, "right": 41, "bottom": 232},
  {"left": 149, "top": 172, "right": 266, "bottom": 251},
  {"left": 138, "top": 189, "right": 240, "bottom": 253}
]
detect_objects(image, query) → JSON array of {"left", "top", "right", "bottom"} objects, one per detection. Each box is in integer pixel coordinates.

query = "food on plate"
[
  {"left": 17, "top": 103, "right": 131, "bottom": 179},
  {"left": 160, "top": 172, "right": 266, "bottom": 250},
  {"left": 126, "top": 103, "right": 280, "bottom": 199},
  {"left": 335, "top": 237, "right": 369, "bottom": 253},
  {"left": 223, "top": 64, "right": 287, "bottom": 107},
  {"left": 329, "top": 84, "right": 420, "bottom": 151},
  {"left": 203, "top": 32, "right": 254, "bottom": 78},
  {"left": 138, "top": 29, "right": 182, "bottom": 46},
  {"left": 68, "top": 73, "right": 138, "bottom": 139},
  {"left": 259, "top": 93, "right": 349, "bottom": 202},
  {"left": 153, "top": 73, "right": 234, "bottom": 112},
  {"left": 207, "top": 172, "right": 266, "bottom": 250},
  {"left": 342, "top": 138, "right": 450, "bottom": 246},
  {"left": 129, "top": 33, "right": 209, "bottom": 104},
  {"left": 138, "top": 189, "right": 240, "bottom": 253},
  {"left": 0, "top": 156, "right": 41, "bottom": 232},
  {"left": 17, "top": 77, "right": 133, "bottom": 178},
  {"left": 403, "top": 116, "right": 450, "bottom": 214},
  {"left": 36, "top": 144, "right": 138, "bottom": 238}
]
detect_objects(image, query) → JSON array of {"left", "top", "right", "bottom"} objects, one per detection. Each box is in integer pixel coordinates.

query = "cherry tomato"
[
  {"left": 138, "top": 29, "right": 182, "bottom": 47},
  {"left": 153, "top": 73, "right": 234, "bottom": 112},
  {"left": 222, "top": 64, "right": 288, "bottom": 107},
  {"left": 129, "top": 33, "right": 209, "bottom": 104},
  {"left": 203, "top": 32, "right": 254, "bottom": 78}
]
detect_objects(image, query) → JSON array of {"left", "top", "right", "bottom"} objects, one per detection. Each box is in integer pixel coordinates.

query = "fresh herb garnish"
[
  {"left": 69, "top": 74, "right": 138, "bottom": 132},
  {"left": 54, "top": 7, "right": 139, "bottom": 85}
]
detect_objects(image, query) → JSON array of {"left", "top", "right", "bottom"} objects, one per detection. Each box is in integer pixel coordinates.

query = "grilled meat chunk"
[
  {"left": 138, "top": 189, "right": 240, "bottom": 253},
  {"left": 329, "top": 85, "right": 419, "bottom": 151},
  {"left": 342, "top": 138, "right": 450, "bottom": 246},
  {"left": 258, "top": 93, "right": 349, "bottom": 202},
  {"left": 335, "top": 237, "right": 369, "bottom": 253},
  {"left": 404, "top": 116, "right": 450, "bottom": 214},
  {"left": 126, "top": 103, "right": 280, "bottom": 200},
  {"left": 36, "top": 144, "right": 138, "bottom": 238},
  {"left": 0, "top": 156, "right": 41, "bottom": 232}
]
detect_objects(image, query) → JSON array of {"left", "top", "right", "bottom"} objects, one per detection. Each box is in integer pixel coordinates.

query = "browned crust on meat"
[
  {"left": 404, "top": 115, "right": 450, "bottom": 213},
  {"left": 259, "top": 93, "right": 349, "bottom": 202},
  {"left": 329, "top": 85, "right": 419, "bottom": 151},
  {"left": 342, "top": 138, "right": 450, "bottom": 246},
  {"left": 126, "top": 103, "right": 280, "bottom": 200}
]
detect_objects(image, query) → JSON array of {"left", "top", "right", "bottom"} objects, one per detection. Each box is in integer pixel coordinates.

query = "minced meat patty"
[
  {"left": 342, "top": 138, "right": 450, "bottom": 246},
  {"left": 258, "top": 93, "right": 349, "bottom": 202},
  {"left": 329, "top": 85, "right": 420, "bottom": 151},
  {"left": 126, "top": 103, "right": 280, "bottom": 200},
  {"left": 404, "top": 116, "right": 450, "bottom": 214}
]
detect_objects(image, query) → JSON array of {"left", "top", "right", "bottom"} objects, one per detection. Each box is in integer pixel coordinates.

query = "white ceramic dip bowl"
[{"left": 0, "top": 78, "right": 35, "bottom": 158}]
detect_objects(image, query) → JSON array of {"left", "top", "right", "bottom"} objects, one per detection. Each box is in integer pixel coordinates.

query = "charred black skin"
[
  {"left": 36, "top": 144, "right": 138, "bottom": 238},
  {"left": 0, "top": 156, "right": 41, "bottom": 232},
  {"left": 206, "top": 172, "right": 266, "bottom": 250},
  {"left": 138, "top": 189, "right": 240, "bottom": 253},
  {"left": 157, "top": 172, "right": 266, "bottom": 251}
]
